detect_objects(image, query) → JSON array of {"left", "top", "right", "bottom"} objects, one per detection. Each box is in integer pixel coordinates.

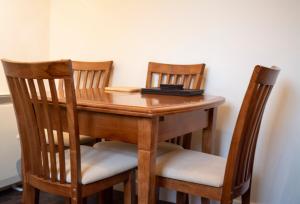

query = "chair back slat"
[
  {"left": 158, "top": 73, "right": 163, "bottom": 85},
  {"left": 88, "top": 71, "right": 95, "bottom": 88},
  {"left": 49, "top": 79, "right": 66, "bottom": 183},
  {"left": 60, "top": 61, "right": 113, "bottom": 92},
  {"left": 192, "top": 73, "right": 202, "bottom": 89},
  {"left": 173, "top": 75, "right": 178, "bottom": 84},
  {"left": 27, "top": 78, "right": 50, "bottom": 178},
  {"left": 15, "top": 77, "right": 43, "bottom": 176},
  {"left": 81, "top": 71, "right": 88, "bottom": 88},
  {"left": 146, "top": 62, "right": 205, "bottom": 90},
  {"left": 95, "top": 71, "right": 102, "bottom": 88},
  {"left": 75, "top": 71, "right": 82, "bottom": 89},
  {"left": 2, "top": 59, "right": 80, "bottom": 186},
  {"left": 184, "top": 75, "right": 192, "bottom": 89},
  {"left": 222, "top": 65, "right": 280, "bottom": 200},
  {"left": 237, "top": 84, "right": 271, "bottom": 184},
  {"left": 72, "top": 61, "right": 113, "bottom": 89},
  {"left": 37, "top": 79, "right": 58, "bottom": 182},
  {"left": 63, "top": 77, "right": 81, "bottom": 185},
  {"left": 146, "top": 62, "right": 205, "bottom": 147},
  {"left": 165, "top": 74, "right": 171, "bottom": 84}
]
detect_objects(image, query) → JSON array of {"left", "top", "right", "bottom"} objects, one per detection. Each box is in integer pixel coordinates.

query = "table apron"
[
  {"left": 157, "top": 109, "right": 208, "bottom": 142},
  {"left": 48, "top": 105, "right": 209, "bottom": 144}
]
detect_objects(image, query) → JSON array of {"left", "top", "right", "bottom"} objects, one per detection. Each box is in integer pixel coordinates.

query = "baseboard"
[{"left": 0, "top": 175, "right": 21, "bottom": 191}]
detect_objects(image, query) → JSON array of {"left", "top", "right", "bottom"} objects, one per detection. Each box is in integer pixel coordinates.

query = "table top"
[{"left": 72, "top": 88, "right": 225, "bottom": 117}]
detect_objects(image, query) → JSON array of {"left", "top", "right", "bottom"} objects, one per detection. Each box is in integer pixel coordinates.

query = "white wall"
[
  {"left": 0, "top": 0, "right": 50, "bottom": 94},
  {"left": 0, "top": 0, "right": 49, "bottom": 186},
  {"left": 49, "top": 1, "right": 300, "bottom": 203}
]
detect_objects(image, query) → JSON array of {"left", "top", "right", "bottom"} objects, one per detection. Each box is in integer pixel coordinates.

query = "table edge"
[{"left": 76, "top": 96, "right": 225, "bottom": 117}]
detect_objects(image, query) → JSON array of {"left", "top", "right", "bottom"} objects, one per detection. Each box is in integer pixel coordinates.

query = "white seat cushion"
[
  {"left": 45, "top": 131, "right": 96, "bottom": 146},
  {"left": 157, "top": 142, "right": 184, "bottom": 156},
  {"left": 93, "top": 141, "right": 183, "bottom": 157},
  {"left": 61, "top": 145, "right": 137, "bottom": 184},
  {"left": 156, "top": 150, "right": 226, "bottom": 187}
]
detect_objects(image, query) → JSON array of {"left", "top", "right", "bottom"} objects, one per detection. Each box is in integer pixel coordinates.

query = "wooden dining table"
[{"left": 60, "top": 88, "right": 225, "bottom": 204}]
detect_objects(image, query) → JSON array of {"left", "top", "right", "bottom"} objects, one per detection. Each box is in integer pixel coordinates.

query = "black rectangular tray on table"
[{"left": 141, "top": 88, "right": 204, "bottom": 96}]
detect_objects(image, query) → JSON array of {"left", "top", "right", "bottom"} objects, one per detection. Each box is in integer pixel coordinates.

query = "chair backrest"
[
  {"left": 146, "top": 62, "right": 205, "bottom": 148},
  {"left": 146, "top": 62, "right": 205, "bottom": 89},
  {"left": 2, "top": 59, "right": 81, "bottom": 188},
  {"left": 59, "top": 60, "right": 113, "bottom": 92},
  {"left": 222, "top": 65, "right": 280, "bottom": 201}
]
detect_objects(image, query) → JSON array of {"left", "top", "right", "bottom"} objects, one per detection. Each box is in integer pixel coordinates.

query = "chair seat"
[
  {"left": 156, "top": 149, "right": 226, "bottom": 187},
  {"left": 45, "top": 131, "right": 96, "bottom": 146},
  {"left": 62, "top": 145, "right": 137, "bottom": 185},
  {"left": 93, "top": 141, "right": 183, "bottom": 157}
]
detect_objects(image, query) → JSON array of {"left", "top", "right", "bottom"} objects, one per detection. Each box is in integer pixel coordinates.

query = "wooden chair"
[
  {"left": 155, "top": 65, "right": 280, "bottom": 204},
  {"left": 146, "top": 62, "right": 205, "bottom": 203},
  {"left": 2, "top": 59, "right": 135, "bottom": 204},
  {"left": 58, "top": 60, "right": 113, "bottom": 91},
  {"left": 146, "top": 62, "right": 205, "bottom": 89},
  {"left": 146, "top": 62, "right": 205, "bottom": 149},
  {"left": 57, "top": 60, "right": 113, "bottom": 146}
]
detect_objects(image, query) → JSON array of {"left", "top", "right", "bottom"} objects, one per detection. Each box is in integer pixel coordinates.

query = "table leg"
[
  {"left": 137, "top": 118, "right": 159, "bottom": 204},
  {"left": 202, "top": 107, "right": 217, "bottom": 154},
  {"left": 202, "top": 108, "right": 217, "bottom": 204}
]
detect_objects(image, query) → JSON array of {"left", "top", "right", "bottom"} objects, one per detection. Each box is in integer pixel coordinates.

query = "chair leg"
[
  {"left": 35, "top": 189, "right": 40, "bottom": 204},
  {"left": 71, "top": 199, "right": 81, "bottom": 204},
  {"left": 201, "top": 197, "right": 210, "bottom": 204},
  {"left": 155, "top": 187, "right": 160, "bottom": 203},
  {"left": 124, "top": 171, "right": 136, "bottom": 204},
  {"left": 98, "top": 191, "right": 104, "bottom": 204},
  {"left": 98, "top": 187, "right": 113, "bottom": 204},
  {"left": 221, "top": 201, "right": 233, "bottom": 204},
  {"left": 64, "top": 198, "right": 71, "bottom": 204},
  {"left": 70, "top": 192, "right": 82, "bottom": 204},
  {"left": 23, "top": 182, "right": 38, "bottom": 204},
  {"left": 182, "top": 133, "right": 192, "bottom": 149},
  {"left": 82, "top": 197, "right": 87, "bottom": 204},
  {"left": 176, "top": 192, "right": 189, "bottom": 204},
  {"left": 241, "top": 187, "right": 251, "bottom": 204},
  {"left": 184, "top": 193, "right": 189, "bottom": 204}
]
